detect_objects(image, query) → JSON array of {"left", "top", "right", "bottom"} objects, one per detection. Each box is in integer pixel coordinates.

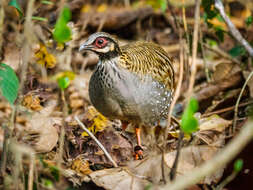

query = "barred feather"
[{"left": 119, "top": 41, "right": 174, "bottom": 90}]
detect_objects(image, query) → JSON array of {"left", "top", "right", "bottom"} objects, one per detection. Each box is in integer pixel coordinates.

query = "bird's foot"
[{"left": 134, "top": 145, "right": 144, "bottom": 160}]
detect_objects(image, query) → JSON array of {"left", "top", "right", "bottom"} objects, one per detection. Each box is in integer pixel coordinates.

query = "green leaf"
[
  {"left": 8, "top": 0, "right": 23, "bottom": 17},
  {"left": 57, "top": 76, "right": 70, "bottom": 90},
  {"left": 215, "top": 27, "right": 225, "bottom": 42},
  {"left": 42, "top": 178, "right": 53, "bottom": 188},
  {"left": 202, "top": 0, "right": 218, "bottom": 21},
  {"left": 180, "top": 98, "right": 199, "bottom": 134},
  {"left": 41, "top": 0, "right": 54, "bottom": 5},
  {"left": 229, "top": 45, "right": 246, "bottom": 58},
  {"left": 53, "top": 6, "right": 72, "bottom": 43},
  {"left": 0, "top": 63, "right": 19, "bottom": 104},
  {"left": 159, "top": 0, "right": 167, "bottom": 12},
  {"left": 49, "top": 165, "right": 60, "bottom": 181},
  {"left": 234, "top": 159, "right": 243, "bottom": 172},
  {"left": 146, "top": 0, "right": 167, "bottom": 12},
  {"left": 32, "top": 16, "right": 48, "bottom": 22},
  {"left": 245, "top": 16, "right": 253, "bottom": 27}
]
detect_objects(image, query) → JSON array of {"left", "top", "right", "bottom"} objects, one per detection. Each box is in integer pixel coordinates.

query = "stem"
[{"left": 75, "top": 116, "right": 118, "bottom": 168}]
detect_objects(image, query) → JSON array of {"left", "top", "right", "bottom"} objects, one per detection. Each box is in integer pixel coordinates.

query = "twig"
[
  {"left": 199, "top": 29, "right": 211, "bottom": 82},
  {"left": 57, "top": 89, "right": 67, "bottom": 167},
  {"left": 187, "top": 0, "right": 200, "bottom": 99},
  {"left": 28, "top": 154, "right": 35, "bottom": 190},
  {"left": 214, "top": 0, "right": 253, "bottom": 57},
  {"left": 203, "top": 101, "right": 253, "bottom": 117},
  {"left": 169, "top": 131, "right": 184, "bottom": 180},
  {"left": 19, "top": 0, "right": 35, "bottom": 93},
  {"left": 159, "top": 120, "right": 253, "bottom": 190},
  {"left": 74, "top": 116, "right": 118, "bottom": 168},
  {"left": 0, "top": 1, "right": 6, "bottom": 57},
  {"left": 165, "top": 27, "right": 184, "bottom": 181},
  {"left": 233, "top": 71, "right": 253, "bottom": 132},
  {"left": 203, "top": 43, "right": 241, "bottom": 65},
  {"left": 216, "top": 170, "right": 238, "bottom": 190}
]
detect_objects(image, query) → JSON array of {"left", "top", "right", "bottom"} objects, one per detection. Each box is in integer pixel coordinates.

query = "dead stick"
[
  {"left": 74, "top": 116, "right": 118, "bottom": 168},
  {"left": 214, "top": 0, "right": 253, "bottom": 57},
  {"left": 159, "top": 120, "right": 253, "bottom": 190},
  {"left": 233, "top": 71, "right": 253, "bottom": 132}
]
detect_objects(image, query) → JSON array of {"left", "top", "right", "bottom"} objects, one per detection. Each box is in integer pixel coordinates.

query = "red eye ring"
[{"left": 95, "top": 37, "right": 108, "bottom": 48}]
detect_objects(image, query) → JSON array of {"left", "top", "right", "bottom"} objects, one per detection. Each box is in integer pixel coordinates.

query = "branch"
[
  {"left": 159, "top": 120, "right": 253, "bottom": 190},
  {"left": 74, "top": 116, "right": 118, "bottom": 168},
  {"left": 214, "top": 0, "right": 253, "bottom": 57}
]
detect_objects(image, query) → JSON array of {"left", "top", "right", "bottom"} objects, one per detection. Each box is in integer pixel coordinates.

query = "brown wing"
[{"left": 119, "top": 41, "right": 174, "bottom": 90}]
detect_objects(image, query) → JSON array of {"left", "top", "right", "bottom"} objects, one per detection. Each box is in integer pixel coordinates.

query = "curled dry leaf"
[
  {"left": 85, "top": 128, "right": 132, "bottom": 166},
  {"left": 71, "top": 156, "right": 93, "bottom": 175},
  {"left": 87, "top": 145, "right": 223, "bottom": 190},
  {"left": 23, "top": 100, "right": 61, "bottom": 153},
  {"left": 198, "top": 115, "right": 231, "bottom": 132},
  {"left": 22, "top": 93, "right": 43, "bottom": 111}
]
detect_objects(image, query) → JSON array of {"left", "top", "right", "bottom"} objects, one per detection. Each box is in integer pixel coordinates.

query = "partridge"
[{"left": 79, "top": 32, "right": 174, "bottom": 159}]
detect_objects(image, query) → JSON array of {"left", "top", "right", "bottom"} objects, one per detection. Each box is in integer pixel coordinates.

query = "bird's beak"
[{"left": 79, "top": 42, "right": 94, "bottom": 52}]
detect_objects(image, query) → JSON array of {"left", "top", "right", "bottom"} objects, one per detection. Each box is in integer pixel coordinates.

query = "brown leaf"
[
  {"left": 23, "top": 100, "right": 61, "bottom": 153},
  {"left": 87, "top": 146, "right": 223, "bottom": 190}
]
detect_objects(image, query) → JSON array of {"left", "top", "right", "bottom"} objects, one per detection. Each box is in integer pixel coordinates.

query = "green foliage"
[
  {"left": 180, "top": 98, "right": 199, "bottom": 134},
  {"left": 50, "top": 165, "right": 60, "bottom": 181},
  {"left": 32, "top": 16, "right": 48, "bottom": 22},
  {"left": 41, "top": 0, "right": 54, "bottom": 5},
  {"left": 202, "top": 0, "right": 218, "bottom": 25},
  {"left": 229, "top": 45, "right": 246, "bottom": 58},
  {"left": 53, "top": 6, "right": 72, "bottom": 43},
  {"left": 245, "top": 16, "right": 253, "bottom": 27},
  {"left": 234, "top": 159, "right": 243, "bottom": 172},
  {"left": 0, "top": 63, "right": 19, "bottom": 105},
  {"left": 146, "top": 0, "right": 167, "bottom": 12},
  {"left": 42, "top": 178, "right": 54, "bottom": 188},
  {"left": 8, "top": 0, "right": 23, "bottom": 17},
  {"left": 57, "top": 76, "right": 70, "bottom": 90},
  {"left": 144, "top": 184, "right": 152, "bottom": 190},
  {"left": 56, "top": 71, "right": 75, "bottom": 90},
  {"left": 214, "top": 27, "right": 225, "bottom": 42}
]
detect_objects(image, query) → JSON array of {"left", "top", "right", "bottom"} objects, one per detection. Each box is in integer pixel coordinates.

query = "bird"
[{"left": 79, "top": 32, "right": 175, "bottom": 159}]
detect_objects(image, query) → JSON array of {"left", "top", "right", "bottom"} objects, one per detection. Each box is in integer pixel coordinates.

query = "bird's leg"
[
  {"left": 134, "top": 126, "right": 143, "bottom": 160},
  {"left": 121, "top": 121, "right": 129, "bottom": 131}
]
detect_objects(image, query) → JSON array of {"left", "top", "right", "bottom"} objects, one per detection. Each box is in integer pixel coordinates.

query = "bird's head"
[{"left": 79, "top": 32, "right": 120, "bottom": 58}]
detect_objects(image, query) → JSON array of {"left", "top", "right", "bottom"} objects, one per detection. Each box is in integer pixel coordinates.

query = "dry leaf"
[
  {"left": 81, "top": 106, "right": 110, "bottom": 137},
  {"left": 22, "top": 93, "right": 43, "bottom": 111},
  {"left": 35, "top": 43, "right": 57, "bottom": 68},
  {"left": 23, "top": 100, "right": 61, "bottom": 153},
  {"left": 71, "top": 156, "right": 93, "bottom": 175},
  {"left": 199, "top": 115, "right": 231, "bottom": 132},
  {"left": 87, "top": 145, "right": 223, "bottom": 190}
]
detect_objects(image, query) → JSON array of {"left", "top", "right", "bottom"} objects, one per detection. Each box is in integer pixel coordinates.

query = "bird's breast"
[{"left": 88, "top": 59, "right": 172, "bottom": 126}]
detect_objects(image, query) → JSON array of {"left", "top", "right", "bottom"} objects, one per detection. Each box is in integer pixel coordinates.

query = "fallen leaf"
[{"left": 87, "top": 145, "right": 223, "bottom": 190}]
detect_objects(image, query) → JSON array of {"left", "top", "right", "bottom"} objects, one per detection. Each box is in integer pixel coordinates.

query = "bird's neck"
[{"left": 99, "top": 46, "right": 121, "bottom": 60}]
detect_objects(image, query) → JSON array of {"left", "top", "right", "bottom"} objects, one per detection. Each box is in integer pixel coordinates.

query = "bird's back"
[{"left": 119, "top": 41, "right": 175, "bottom": 90}]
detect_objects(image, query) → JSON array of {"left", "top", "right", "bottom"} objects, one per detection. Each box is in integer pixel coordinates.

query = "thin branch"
[
  {"left": 199, "top": 29, "right": 211, "bottom": 82},
  {"left": 159, "top": 120, "right": 253, "bottom": 190},
  {"left": 233, "top": 71, "right": 253, "bottom": 132},
  {"left": 202, "top": 100, "right": 253, "bottom": 117},
  {"left": 166, "top": 28, "right": 184, "bottom": 181},
  {"left": 203, "top": 43, "right": 241, "bottom": 65},
  {"left": 214, "top": 0, "right": 253, "bottom": 57},
  {"left": 19, "top": 0, "right": 35, "bottom": 93},
  {"left": 187, "top": 0, "right": 201, "bottom": 99},
  {"left": 74, "top": 116, "right": 118, "bottom": 168}
]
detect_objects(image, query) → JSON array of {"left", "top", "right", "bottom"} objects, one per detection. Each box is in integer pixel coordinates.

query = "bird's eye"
[
  {"left": 97, "top": 39, "right": 104, "bottom": 44},
  {"left": 95, "top": 37, "right": 107, "bottom": 48}
]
